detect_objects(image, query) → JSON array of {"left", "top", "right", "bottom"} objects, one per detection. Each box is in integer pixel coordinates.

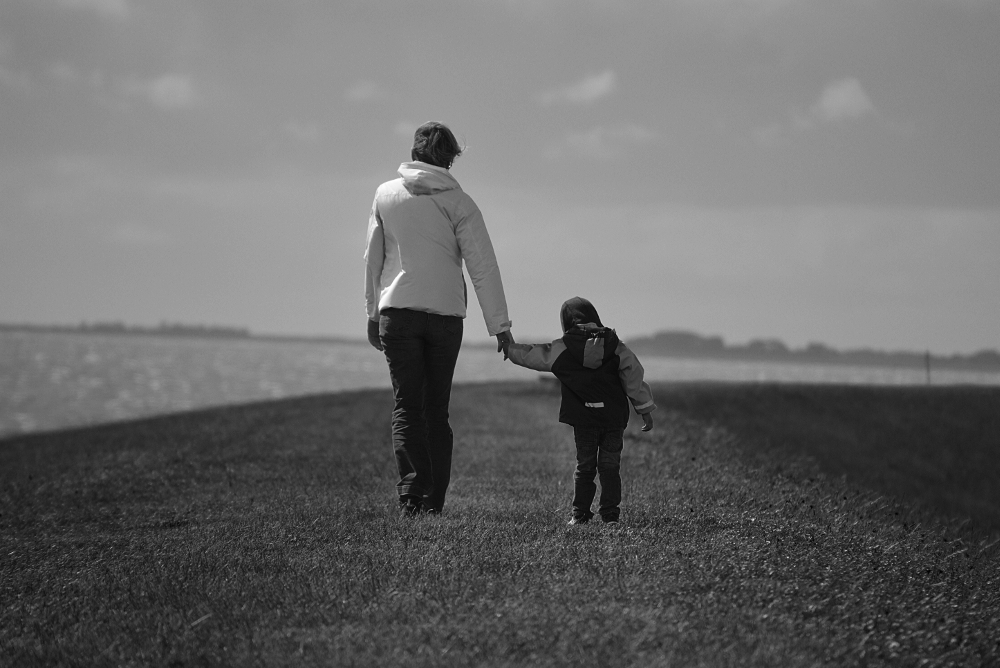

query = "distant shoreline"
[
  {"left": 626, "top": 330, "right": 1000, "bottom": 373},
  {"left": 0, "top": 321, "right": 362, "bottom": 346},
  {"left": 2, "top": 321, "right": 998, "bottom": 372},
  {"left": 628, "top": 345, "right": 1000, "bottom": 373}
]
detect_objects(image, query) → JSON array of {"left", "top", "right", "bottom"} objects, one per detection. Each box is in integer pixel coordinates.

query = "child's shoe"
[{"left": 567, "top": 517, "right": 590, "bottom": 526}]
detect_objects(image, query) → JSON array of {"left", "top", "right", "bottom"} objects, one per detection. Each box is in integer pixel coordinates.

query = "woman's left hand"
[
  {"left": 496, "top": 330, "right": 513, "bottom": 360},
  {"left": 367, "top": 319, "right": 383, "bottom": 351}
]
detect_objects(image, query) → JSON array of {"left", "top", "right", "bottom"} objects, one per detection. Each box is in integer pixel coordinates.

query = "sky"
[{"left": 1, "top": 0, "right": 998, "bottom": 355}]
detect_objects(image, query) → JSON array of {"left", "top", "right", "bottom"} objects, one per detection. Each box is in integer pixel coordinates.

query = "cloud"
[
  {"left": 545, "top": 123, "right": 659, "bottom": 159},
  {"left": 57, "top": 0, "right": 129, "bottom": 19},
  {"left": 345, "top": 80, "right": 388, "bottom": 102},
  {"left": 145, "top": 74, "right": 198, "bottom": 110},
  {"left": 123, "top": 74, "right": 199, "bottom": 110},
  {"left": 754, "top": 77, "right": 877, "bottom": 144},
  {"left": 538, "top": 69, "right": 617, "bottom": 106},
  {"left": 810, "top": 77, "right": 875, "bottom": 123}
]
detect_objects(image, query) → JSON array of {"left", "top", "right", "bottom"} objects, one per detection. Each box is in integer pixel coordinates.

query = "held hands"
[
  {"left": 641, "top": 412, "right": 654, "bottom": 432},
  {"left": 367, "top": 319, "right": 383, "bottom": 351},
  {"left": 496, "top": 330, "right": 514, "bottom": 360}
]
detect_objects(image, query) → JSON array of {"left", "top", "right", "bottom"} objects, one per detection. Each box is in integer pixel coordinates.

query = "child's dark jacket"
[{"left": 507, "top": 323, "right": 656, "bottom": 429}]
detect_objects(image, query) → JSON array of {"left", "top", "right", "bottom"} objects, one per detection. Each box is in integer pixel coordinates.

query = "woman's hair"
[{"left": 411, "top": 121, "right": 463, "bottom": 169}]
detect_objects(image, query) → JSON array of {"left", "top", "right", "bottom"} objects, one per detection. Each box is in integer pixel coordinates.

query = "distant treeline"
[
  {"left": 0, "top": 321, "right": 252, "bottom": 339},
  {"left": 626, "top": 330, "right": 1000, "bottom": 371}
]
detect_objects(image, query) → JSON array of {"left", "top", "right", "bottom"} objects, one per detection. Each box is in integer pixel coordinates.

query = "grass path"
[{"left": 2, "top": 381, "right": 999, "bottom": 666}]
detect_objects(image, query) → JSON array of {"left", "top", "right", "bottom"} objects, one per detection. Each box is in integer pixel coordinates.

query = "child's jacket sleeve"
[
  {"left": 507, "top": 340, "right": 567, "bottom": 373},
  {"left": 615, "top": 342, "right": 656, "bottom": 414}
]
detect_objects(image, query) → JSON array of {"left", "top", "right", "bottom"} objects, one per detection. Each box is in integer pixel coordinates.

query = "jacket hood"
[
  {"left": 398, "top": 161, "right": 461, "bottom": 195},
  {"left": 561, "top": 297, "right": 617, "bottom": 370},
  {"left": 560, "top": 297, "right": 604, "bottom": 333}
]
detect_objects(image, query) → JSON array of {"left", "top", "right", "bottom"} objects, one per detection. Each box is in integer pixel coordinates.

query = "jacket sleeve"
[
  {"left": 616, "top": 342, "right": 656, "bottom": 414},
  {"left": 453, "top": 198, "right": 511, "bottom": 336},
  {"left": 507, "top": 339, "right": 566, "bottom": 373},
  {"left": 363, "top": 195, "right": 384, "bottom": 321}
]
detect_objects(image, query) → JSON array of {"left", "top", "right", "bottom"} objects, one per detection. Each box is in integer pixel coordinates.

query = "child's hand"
[{"left": 641, "top": 412, "right": 653, "bottom": 432}]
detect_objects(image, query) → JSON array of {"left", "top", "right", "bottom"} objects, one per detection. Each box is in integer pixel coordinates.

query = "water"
[{"left": 2, "top": 330, "right": 998, "bottom": 438}]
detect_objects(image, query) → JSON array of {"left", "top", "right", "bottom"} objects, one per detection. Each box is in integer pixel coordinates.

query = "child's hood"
[
  {"left": 560, "top": 296, "right": 603, "bottom": 333},
  {"left": 398, "top": 161, "right": 461, "bottom": 195},
  {"left": 560, "top": 297, "right": 618, "bottom": 369}
]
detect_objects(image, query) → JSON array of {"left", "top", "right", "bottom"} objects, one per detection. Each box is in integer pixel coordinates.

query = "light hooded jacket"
[
  {"left": 507, "top": 298, "right": 656, "bottom": 429},
  {"left": 364, "top": 161, "right": 511, "bottom": 336}
]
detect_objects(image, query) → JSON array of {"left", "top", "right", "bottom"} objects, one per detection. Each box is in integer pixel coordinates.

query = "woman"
[{"left": 364, "top": 121, "right": 513, "bottom": 516}]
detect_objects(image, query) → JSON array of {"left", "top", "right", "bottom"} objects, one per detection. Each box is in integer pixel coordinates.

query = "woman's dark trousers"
[
  {"left": 379, "top": 308, "right": 463, "bottom": 512},
  {"left": 571, "top": 426, "right": 624, "bottom": 522}
]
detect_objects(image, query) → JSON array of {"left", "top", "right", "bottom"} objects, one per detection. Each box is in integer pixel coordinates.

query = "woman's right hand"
[{"left": 367, "top": 319, "right": 383, "bottom": 351}]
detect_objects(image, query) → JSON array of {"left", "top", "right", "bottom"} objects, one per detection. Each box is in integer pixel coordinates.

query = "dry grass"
[{"left": 1, "top": 381, "right": 998, "bottom": 666}]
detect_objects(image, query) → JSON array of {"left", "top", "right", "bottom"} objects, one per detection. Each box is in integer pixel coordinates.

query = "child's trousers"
[{"left": 571, "top": 426, "right": 624, "bottom": 521}]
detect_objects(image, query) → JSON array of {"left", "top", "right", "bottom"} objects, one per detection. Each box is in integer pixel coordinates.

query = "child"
[{"left": 505, "top": 297, "right": 655, "bottom": 524}]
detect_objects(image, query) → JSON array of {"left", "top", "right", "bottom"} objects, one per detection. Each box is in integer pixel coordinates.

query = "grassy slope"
[
  {"left": 656, "top": 383, "right": 1000, "bottom": 535},
  {"left": 1, "top": 382, "right": 998, "bottom": 667}
]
